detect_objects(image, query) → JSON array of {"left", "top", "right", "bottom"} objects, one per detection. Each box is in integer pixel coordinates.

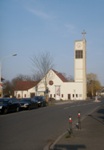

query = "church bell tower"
[{"left": 74, "top": 31, "right": 87, "bottom": 100}]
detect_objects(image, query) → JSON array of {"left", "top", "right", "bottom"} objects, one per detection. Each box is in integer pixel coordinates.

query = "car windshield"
[
  {"left": 31, "top": 98, "right": 38, "bottom": 102},
  {"left": 0, "top": 99, "right": 4, "bottom": 104},
  {"left": 34, "top": 96, "right": 40, "bottom": 100},
  {"left": 0, "top": 98, "right": 9, "bottom": 104},
  {"left": 20, "top": 99, "right": 31, "bottom": 103},
  {"left": 33, "top": 96, "right": 45, "bottom": 101}
]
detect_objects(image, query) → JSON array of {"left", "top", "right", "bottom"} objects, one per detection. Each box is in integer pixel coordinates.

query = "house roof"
[
  {"left": 52, "top": 69, "right": 68, "bottom": 82},
  {"left": 14, "top": 81, "right": 39, "bottom": 91}
]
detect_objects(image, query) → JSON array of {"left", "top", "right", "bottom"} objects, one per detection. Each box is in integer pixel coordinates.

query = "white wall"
[
  {"left": 15, "top": 86, "right": 36, "bottom": 98},
  {"left": 49, "top": 82, "right": 83, "bottom": 100},
  {"left": 14, "top": 70, "right": 85, "bottom": 100},
  {"left": 36, "top": 70, "right": 84, "bottom": 100},
  {"left": 14, "top": 90, "right": 29, "bottom": 98}
]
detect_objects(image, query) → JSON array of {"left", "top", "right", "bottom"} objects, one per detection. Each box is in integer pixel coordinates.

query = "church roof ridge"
[{"left": 52, "top": 69, "right": 68, "bottom": 82}]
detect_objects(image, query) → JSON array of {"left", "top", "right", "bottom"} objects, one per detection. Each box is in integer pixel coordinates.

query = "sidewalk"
[{"left": 50, "top": 105, "right": 104, "bottom": 150}]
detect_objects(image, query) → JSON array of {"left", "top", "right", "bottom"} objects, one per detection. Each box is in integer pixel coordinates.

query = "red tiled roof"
[
  {"left": 14, "top": 81, "right": 39, "bottom": 91},
  {"left": 52, "top": 69, "right": 68, "bottom": 82}
]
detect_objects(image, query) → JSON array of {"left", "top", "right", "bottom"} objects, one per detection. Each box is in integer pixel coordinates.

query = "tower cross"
[{"left": 82, "top": 30, "right": 86, "bottom": 39}]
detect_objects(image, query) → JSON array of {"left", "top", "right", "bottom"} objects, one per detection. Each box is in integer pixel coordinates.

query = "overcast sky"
[{"left": 0, "top": 0, "right": 104, "bottom": 85}]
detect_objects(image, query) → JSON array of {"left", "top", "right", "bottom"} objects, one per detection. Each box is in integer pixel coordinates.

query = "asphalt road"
[{"left": 0, "top": 99, "right": 103, "bottom": 150}]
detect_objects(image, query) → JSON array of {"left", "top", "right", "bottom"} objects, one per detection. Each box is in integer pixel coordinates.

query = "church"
[{"left": 14, "top": 33, "right": 87, "bottom": 100}]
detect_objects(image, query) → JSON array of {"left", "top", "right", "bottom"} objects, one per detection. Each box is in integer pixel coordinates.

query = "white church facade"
[{"left": 14, "top": 34, "right": 87, "bottom": 100}]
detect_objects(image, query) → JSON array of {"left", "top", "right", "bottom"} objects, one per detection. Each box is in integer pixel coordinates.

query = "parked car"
[
  {"left": 19, "top": 98, "right": 38, "bottom": 110},
  {"left": 32, "top": 96, "right": 47, "bottom": 107},
  {"left": 0, "top": 98, "right": 20, "bottom": 114}
]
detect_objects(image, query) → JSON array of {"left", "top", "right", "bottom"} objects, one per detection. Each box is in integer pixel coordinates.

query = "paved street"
[
  {"left": 52, "top": 99, "right": 104, "bottom": 150},
  {"left": 0, "top": 99, "right": 103, "bottom": 150}
]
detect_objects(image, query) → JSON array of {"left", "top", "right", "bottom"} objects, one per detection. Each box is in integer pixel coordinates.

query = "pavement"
[{"left": 49, "top": 102, "right": 104, "bottom": 150}]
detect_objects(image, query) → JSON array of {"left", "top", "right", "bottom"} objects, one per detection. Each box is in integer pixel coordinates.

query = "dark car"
[
  {"left": 19, "top": 98, "right": 38, "bottom": 110},
  {"left": 32, "top": 96, "right": 47, "bottom": 107},
  {"left": 0, "top": 98, "right": 20, "bottom": 114}
]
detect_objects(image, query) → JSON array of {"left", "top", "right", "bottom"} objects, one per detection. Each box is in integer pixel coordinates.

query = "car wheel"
[
  {"left": 16, "top": 107, "right": 20, "bottom": 112},
  {"left": 41, "top": 103, "right": 44, "bottom": 107},
  {"left": 28, "top": 106, "right": 31, "bottom": 110},
  {"left": 4, "top": 108, "right": 8, "bottom": 114}
]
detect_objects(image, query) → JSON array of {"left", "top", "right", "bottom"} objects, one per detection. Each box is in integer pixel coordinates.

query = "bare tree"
[
  {"left": 3, "top": 75, "right": 34, "bottom": 98},
  {"left": 3, "top": 80, "right": 13, "bottom": 97},
  {"left": 32, "top": 72, "right": 42, "bottom": 81},
  {"left": 31, "top": 51, "right": 54, "bottom": 95},
  {"left": 31, "top": 52, "right": 54, "bottom": 77},
  {"left": 12, "top": 74, "right": 33, "bottom": 81}
]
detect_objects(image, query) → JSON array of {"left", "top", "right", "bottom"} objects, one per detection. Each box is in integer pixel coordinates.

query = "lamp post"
[{"left": 0, "top": 53, "right": 17, "bottom": 97}]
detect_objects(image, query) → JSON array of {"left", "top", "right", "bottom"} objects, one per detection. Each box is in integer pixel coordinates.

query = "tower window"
[{"left": 75, "top": 50, "right": 83, "bottom": 59}]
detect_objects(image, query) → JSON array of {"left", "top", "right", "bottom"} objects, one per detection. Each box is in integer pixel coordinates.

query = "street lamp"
[{"left": 0, "top": 53, "right": 17, "bottom": 97}]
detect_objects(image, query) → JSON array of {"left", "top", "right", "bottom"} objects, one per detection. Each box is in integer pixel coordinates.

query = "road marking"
[
  {"left": 64, "top": 107, "right": 70, "bottom": 109},
  {"left": 64, "top": 102, "right": 95, "bottom": 110},
  {"left": 70, "top": 105, "right": 76, "bottom": 107}
]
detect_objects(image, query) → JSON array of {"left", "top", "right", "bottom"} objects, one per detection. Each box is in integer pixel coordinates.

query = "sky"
[{"left": 0, "top": 0, "right": 104, "bottom": 85}]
